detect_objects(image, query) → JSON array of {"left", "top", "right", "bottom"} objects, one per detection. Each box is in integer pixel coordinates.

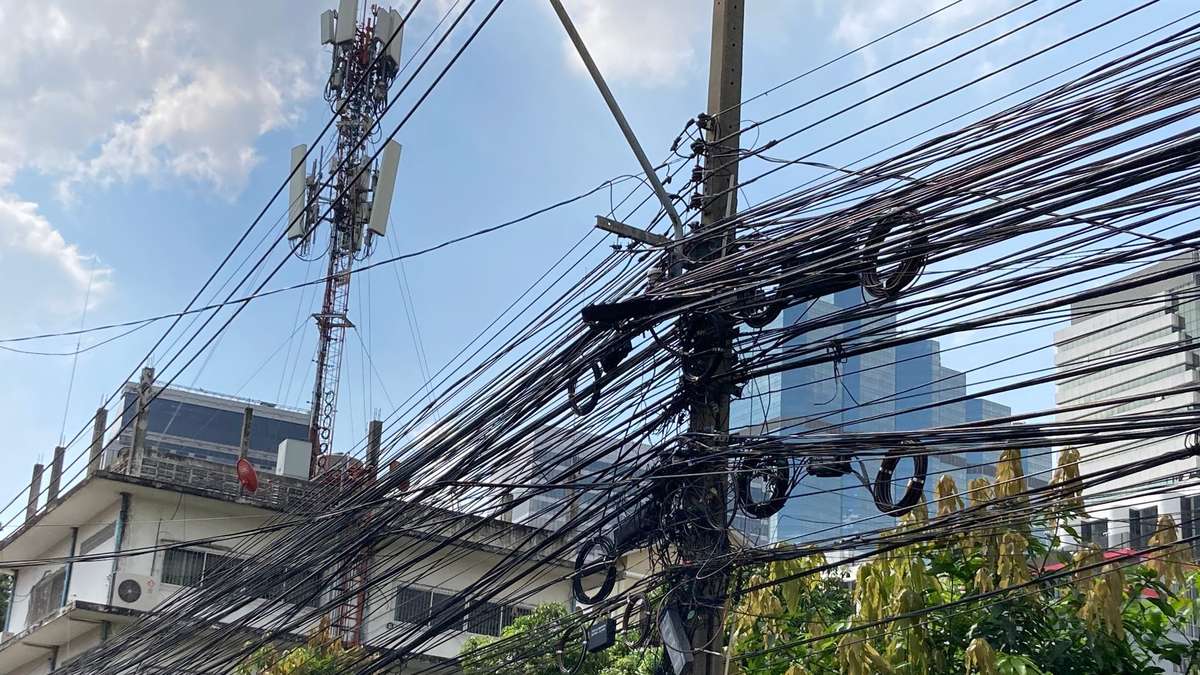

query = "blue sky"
[{"left": 0, "top": 0, "right": 1190, "bottom": 521}]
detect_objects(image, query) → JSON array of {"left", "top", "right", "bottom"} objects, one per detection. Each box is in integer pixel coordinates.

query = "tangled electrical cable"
[{"left": 50, "top": 7, "right": 1200, "bottom": 675}]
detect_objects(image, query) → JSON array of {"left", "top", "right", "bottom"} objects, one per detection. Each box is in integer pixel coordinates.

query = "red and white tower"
[{"left": 288, "top": 0, "right": 404, "bottom": 479}]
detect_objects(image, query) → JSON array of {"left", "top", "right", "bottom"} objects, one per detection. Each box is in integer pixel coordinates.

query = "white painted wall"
[
  {"left": 69, "top": 500, "right": 121, "bottom": 607},
  {"left": 8, "top": 655, "right": 51, "bottom": 675},
  {"left": 2, "top": 483, "right": 586, "bottom": 671}
]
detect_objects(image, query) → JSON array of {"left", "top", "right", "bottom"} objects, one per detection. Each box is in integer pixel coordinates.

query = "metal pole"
[
  {"left": 61, "top": 527, "right": 78, "bottom": 609},
  {"left": 547, "top": 0, "right": 686, "bottom": 241},
  {"left": 106, "top": 492, "right": 131, "bottom": 605}
]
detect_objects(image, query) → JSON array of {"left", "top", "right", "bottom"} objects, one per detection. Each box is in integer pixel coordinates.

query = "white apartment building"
[
  {"left": 0, "top": 400, "right": 578, "bottom": 674},
  {"left": 1054, "top": 254, "right": 1200, "bottom": 552}
]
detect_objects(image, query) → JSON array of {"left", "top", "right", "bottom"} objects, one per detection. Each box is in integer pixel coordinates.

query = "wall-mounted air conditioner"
[{"left": 112, "top": 573, "right": 163, "bottom": 612}]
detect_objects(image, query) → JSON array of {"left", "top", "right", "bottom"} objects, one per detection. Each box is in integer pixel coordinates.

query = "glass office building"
[
  {"left": 116, "top": 383, "right": 310, "bottom": 471},
  {"left": 732, "top": 288, "right": 1043, "bottom": 545},
  {"left": 497, "top": 429, "right": 773, "bottom": 545}
]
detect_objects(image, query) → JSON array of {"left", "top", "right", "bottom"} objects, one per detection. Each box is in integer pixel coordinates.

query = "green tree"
[
  {"left": 234, "top": 624, "right": 371, "bottom": 675},
  {"left": 0, "top": 574, "right": 11, "bottom": 631},
  {"left": 728, "top": 448, "right": 1200, "bottom": 674},
  {"left": 460, "top": 603, "right": 658, "bottom": 675}
]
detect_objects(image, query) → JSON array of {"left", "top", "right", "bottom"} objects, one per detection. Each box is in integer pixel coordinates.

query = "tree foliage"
[
  {"left": 234, "top": 624, "right": 371, "bottom": 675},
  {"left": 460, "top": 603, "right": 658, "bottom": 675},
  {"left": 0, "top": 574, "right": 10, "bottom": 631},
  {"left": 729, "top": 448, "right": 1200, "bottom": 674}
]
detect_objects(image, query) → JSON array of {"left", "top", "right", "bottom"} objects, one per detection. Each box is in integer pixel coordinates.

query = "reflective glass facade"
[
  {"left": 117, "top": 386, "right": 309, "bottom": 471},
  {"left": 732, "top": 289, "right": 1015, "bottom": 545}
]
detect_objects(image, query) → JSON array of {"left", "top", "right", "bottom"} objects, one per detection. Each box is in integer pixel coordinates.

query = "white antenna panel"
[
  {"left": 320, "top": 10, "right": 336, "bottom": 45},
  {"left": 373, "top": 10, "right": 394, "bottom": 49},
  {"left": 367, "top": 140, "right": 402, "bottom": 238},
  {"left": 387, "top": 9, "right": 405, "bottom": 66},
  {"left": 335, "top": 0, "right": 359, "bottom": 44},
  {"left": 287, "top": 144, "right": 308, "bottom": 240}
]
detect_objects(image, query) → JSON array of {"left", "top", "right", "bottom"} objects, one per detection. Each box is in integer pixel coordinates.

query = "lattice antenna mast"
[{"left": 287, "top": 0, "right": 404, "bottom": 479}]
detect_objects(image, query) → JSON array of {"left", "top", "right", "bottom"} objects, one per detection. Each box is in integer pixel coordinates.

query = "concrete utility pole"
[
  {"left": 681, "top": 2, "right": 743, "bottom": 674},
  {"left": 87, "top": 406, "right": 108, "bottom": 477},
  {"left": 238, "top": 407, "right": 254, "bottom": 461},
  {"left": 131, "top": 366, "right": 155, "bottom": 464}
]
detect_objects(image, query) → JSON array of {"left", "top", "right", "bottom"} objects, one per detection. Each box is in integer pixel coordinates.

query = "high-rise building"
[
  {"left": 114, "top": 383, "right": 310, "bottom": 472},
  {"left": 732, "top": 288, "right": 1039, "bottom": 545},
  {"left": 1054, "top": 253, "right": 1200, "bottom": 551},
  {"left": 496, "top": 429, "right": 774, "bottom": 546}
]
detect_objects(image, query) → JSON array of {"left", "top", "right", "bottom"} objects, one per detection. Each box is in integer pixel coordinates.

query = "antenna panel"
[
  {"left": 335, "top": 0, "right": 359, "bottom": 44},
  {"left": 320, "top": 9, "right": 336, "bottom": 45},
  {"left": 373, "top": 10, "right": 394, "bottom": 50},
  {"left": 387, "top": 9, "right": 405, "bottom": 65},
  {"left": 287, "top": 144, "right": 309, "bottom": 240},
  {"left": 367, "top": 140, "right": 402, "bottom": 237}
]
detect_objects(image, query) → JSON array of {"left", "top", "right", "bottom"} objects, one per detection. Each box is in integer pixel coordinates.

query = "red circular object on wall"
[{"left": 236, "top": 458, "right": 259, "bottom": 493}]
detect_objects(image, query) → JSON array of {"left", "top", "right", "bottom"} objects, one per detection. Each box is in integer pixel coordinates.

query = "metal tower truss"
[
  {"left": 288, "top": 1, "right": 406, "bottom": 646},
  {"left": 297, "top": 0, "right": 405, "bottom": 478}
]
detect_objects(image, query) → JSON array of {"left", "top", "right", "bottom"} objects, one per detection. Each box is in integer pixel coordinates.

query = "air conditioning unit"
[{"left": 112, "top": 573, "right": 163, "bottom": 612}]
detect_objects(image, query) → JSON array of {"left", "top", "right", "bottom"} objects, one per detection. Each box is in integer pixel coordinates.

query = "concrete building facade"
[
  {"left": 1054, "top": 254, "right": 1200, "bottom": 553},
  {"left": 0, "top": 389, "right": 580, "bottom": 674}
]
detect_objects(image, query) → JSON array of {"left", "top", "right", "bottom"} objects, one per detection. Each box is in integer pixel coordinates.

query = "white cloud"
[
  {"left": 0, "top": 0, "right": 323, "bottom": 199},
  {"left": 63, "top": 59, "right": 312, "bottom": 200},
  {"left": 0, "top": 0, "right": 327, "bottom": 325},
  {"left": 0, "top": 195, "right": 112, "bottom": 326},
  {"left": 828, "top": 0, "right": 998, "bottom": 72},
  {"left": 555, "top": 0, "right": 707, "bottom": 87},
  {"left": 832, "top": 0, "right": 991, "bottom": 48}
]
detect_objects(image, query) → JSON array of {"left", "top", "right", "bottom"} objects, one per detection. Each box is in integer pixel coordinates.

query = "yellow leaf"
[{"left": 964, "top": 637, "right": 1000, "bottom": 675}]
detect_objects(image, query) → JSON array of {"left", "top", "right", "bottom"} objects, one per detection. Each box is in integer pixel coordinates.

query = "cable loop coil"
[
  {"left": 736, "top": 454, "right": 791, "bottom": 519},
  {"left": 873, "top": 440, "right": 928, "bottom": 517},
  {"left": 572, "top": 535, "right": 619, "bottom": 605},
  {"left": 555, "top": 623, "right": 587, "bottom": 675},
  {"left": 860, "top": 208, "right": 928, "bottom": 300},
  {"left": 567, "top": 361, "right": 602, "bottom": 416}
]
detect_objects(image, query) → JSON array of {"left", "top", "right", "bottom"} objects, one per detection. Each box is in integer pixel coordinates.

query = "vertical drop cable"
[{"left": 59, "top": 261, "right": 97, "bottom": 446}]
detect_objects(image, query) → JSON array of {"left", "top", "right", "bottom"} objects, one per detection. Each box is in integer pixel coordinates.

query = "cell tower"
[{"left": 288, "top": 0, "right": 404, "bottom": 479}]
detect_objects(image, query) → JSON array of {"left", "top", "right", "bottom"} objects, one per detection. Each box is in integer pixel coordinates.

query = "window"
[
  {"left": 1081, "top": 519, "right": 1109, "bottom": 548},
  {"left": 201, "top": 554, "right": 241, "bottom": 588},
  {"left": 26, "top": 568, "right": 66, "bottom": 625},
  {"left": 162, "top": 549, "right": 207, "bottom": 586},
  {"left": 394, "top": 585, "right": 534, "bottom": 635},
  {"left": 505, "top": 605, "right": 533, "bottom": 626},
  {"left": 395, "top": 586, "right": 434, "bottom": 625},
  {"left": 430, "top": 591, "right": 465, "bottom": 630},
  {"left": 161, "top": 548, "right": 316, "bottom": 606},
  {"left": 1182, "top": 496, "right": 1200, "bottom": 559},
  {"left": 1130, "top": 506, "right": 1159, "bottom": 550},
  {"left": 162, "top": 549, "right": 243, "bottom": 588},
  {"left": 467, "top": 602, "right": 503, "bottom": 637},
  {"left": 263, "top": 566, "right": 322, "bottom": 607}
]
